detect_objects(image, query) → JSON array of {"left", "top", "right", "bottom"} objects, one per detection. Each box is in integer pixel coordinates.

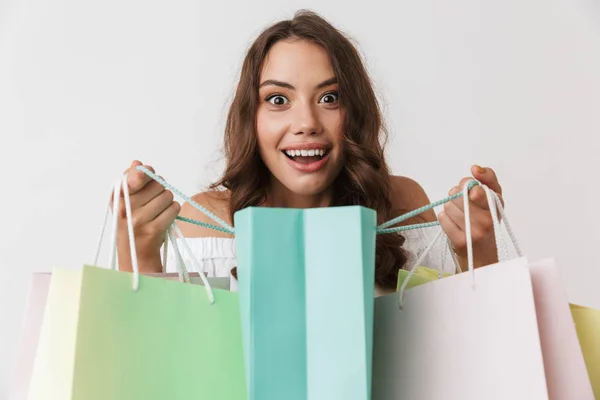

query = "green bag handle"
[
  {"left": 130, "top": 167, "right": 527, "bottom": 311},
  {"left": 136, "top": 166, "right": 235, "bottom": 235},
  {"left": 131, "top": 167, "right": 523, "bottom": 309},
  {"left": 134, "top": 165, "right": 482, "bottom": 236},
  {"left": 376, "top": 180, "right": 480, "bottom": 233}
]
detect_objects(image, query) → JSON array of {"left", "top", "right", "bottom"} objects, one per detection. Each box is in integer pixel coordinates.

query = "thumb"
[{"left": 471, "top": 165, "right": 502, "bottom": 194}]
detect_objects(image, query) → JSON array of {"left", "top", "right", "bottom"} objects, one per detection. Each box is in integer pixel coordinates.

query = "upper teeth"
[{"left": 285, "top": 149, "right": 325, "bottom": 157}]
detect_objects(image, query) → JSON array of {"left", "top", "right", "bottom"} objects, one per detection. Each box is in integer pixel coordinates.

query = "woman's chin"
[{"left": 280, "top": 176, "right": 334, "bottom": 199}]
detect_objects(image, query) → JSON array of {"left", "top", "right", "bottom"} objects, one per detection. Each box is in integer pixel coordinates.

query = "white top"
[{"left": 163, "top": 226, "right": 458, "bottom": 295}]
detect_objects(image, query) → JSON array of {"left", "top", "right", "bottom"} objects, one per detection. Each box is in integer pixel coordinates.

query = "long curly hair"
[{"left": 212, "top": 10, "right": 408, "bottom": 290}]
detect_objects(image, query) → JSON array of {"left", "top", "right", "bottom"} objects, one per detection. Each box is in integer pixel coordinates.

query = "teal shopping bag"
[{"left": 234, "top": 206, "right": 376, "bottom": 400}]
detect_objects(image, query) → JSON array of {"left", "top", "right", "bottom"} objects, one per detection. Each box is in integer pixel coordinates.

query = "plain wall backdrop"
[{"left": 1, "top": 0, "right": 598, "bottom": 396}]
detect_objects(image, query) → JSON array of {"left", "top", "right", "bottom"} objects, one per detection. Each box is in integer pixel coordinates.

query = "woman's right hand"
[{"left": 115, "top": 160, "right": 181, "bottom": 272}]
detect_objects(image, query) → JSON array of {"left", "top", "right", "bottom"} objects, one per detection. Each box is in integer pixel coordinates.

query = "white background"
[{"left": 1, "top": 0, "right": 599, "bottom": 396}]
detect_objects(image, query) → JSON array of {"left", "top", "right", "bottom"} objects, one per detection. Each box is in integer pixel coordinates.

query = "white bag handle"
[
  {"left": 97, "top": 178, "right": 180, "bottom": 275},
  {"left": 482, "top": 186, "right": 522, "bottom": 258},
  {"left": 93, "top": 174, "right": 215, "bottom": 303},
  {"left": 398, "top": 181, "right": 509, "bottom": 308}
]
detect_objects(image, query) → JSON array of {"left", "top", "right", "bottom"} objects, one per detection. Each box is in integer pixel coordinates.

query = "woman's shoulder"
[
  {"left": 178, "top": 190, "right": 233, "bottom": 238},
  {"left": 388, "top": 175, "right": 436, "bottom": 225}
]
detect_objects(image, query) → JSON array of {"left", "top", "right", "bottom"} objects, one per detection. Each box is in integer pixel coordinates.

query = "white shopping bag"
[{"left": 372, "top": 183, "right": 549, "bottom": 399}]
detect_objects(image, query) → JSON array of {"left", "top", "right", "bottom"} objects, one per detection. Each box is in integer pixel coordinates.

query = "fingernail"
[{"left": 475, "top": 165, "right": 486, "bottom": 174}]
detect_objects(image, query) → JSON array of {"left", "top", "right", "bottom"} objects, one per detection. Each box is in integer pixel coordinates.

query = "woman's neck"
[{"left": 264, "top": 179, "right": 333, "bottom": 209}]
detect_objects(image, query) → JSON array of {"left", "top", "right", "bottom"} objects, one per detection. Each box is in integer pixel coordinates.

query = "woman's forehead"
[{"left": 260, "top": 40, "right": 335, "bottom": 86}]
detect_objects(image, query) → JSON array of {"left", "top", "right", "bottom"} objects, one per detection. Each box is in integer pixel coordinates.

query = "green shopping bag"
[
  {"left": 28, "top": 176, "right": 247, "bottom": 400},
  {"left": 234, "top": 206, "right": 376, "bottom": 400},
  {"left": 28, "top": 267, "right": 246, "bottom": 400}
]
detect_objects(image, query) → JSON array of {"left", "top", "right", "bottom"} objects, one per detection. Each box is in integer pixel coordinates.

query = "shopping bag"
[
  {"left": 570, "top": 303, "right": 600, "bottom": 398},
  {"left": 528, "top": 259, "right": 594, "bottom": 399},
  {"left": 146, "top": 272, "right": 230, "bottom": 289},
  {"left": 396, "top": 265, "right": 450, "bottom": 290},
  {"left": 234, "top": 206, "right": 376, "bottom": 400},
  {"left": 394, "top": 259, "right": 595, "bottom": 399},
  {"left": 28, "top": 175, "right": 247, "bottom": 400},
  {"left": 27, "top": 267, "right": 246, "bottom": 400},
  {"left": 372, "top": 182, "right": 549, "bottom": 399},
  {"left": 374, "top": 258, "right": 548, "bottom": 399},
  {"left": 10, "top": 271, "right": 229, "bottom": 400},
  {"left": 28, "top": 268, "right": 84, "bottom": 400},
  {"left": 8, "top": 274, "right": 52, "bottom": 400}
]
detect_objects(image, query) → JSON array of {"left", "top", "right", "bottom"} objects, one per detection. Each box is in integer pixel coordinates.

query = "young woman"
[{"left": 116, "top": 10, "right": 503, "bottom": 294}]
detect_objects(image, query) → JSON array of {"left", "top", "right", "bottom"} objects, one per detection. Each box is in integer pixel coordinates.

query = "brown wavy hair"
[{"left": 212, "top": 10, "right": 408, "bottom": 290}]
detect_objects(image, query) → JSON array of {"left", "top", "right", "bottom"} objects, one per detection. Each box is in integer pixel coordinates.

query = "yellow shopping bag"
[
  {"left": 396, "top": 265, "right": 450, "bottom": 290},
  {"left": 570, "top": 304, "right": 600, "bottom": 398}
]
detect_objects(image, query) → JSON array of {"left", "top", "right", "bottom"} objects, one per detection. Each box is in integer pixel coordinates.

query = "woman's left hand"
[{"left": 438, "top": 165, "right": 503, "bottom": 269}]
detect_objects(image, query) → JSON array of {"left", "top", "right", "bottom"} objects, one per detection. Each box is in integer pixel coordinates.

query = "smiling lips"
[{"left": 281, "top": 144, "right": 331, "bottom": 172}]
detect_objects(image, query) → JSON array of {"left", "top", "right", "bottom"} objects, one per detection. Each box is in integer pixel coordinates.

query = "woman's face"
[{"left": 256, "top": 39, "right": 345, "bottom": 198}]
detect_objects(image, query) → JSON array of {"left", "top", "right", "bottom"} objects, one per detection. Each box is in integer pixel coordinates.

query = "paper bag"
[{"left": 235, "top": 206, "right": 376, "bottom": 400}]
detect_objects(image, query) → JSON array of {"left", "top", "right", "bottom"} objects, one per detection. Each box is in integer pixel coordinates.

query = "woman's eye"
[
  {"left": 267, "top": 95, "right": 289, "bottom": 106},
  {"left": 319, "top": 92, "right": 339, "bottom": 104}
]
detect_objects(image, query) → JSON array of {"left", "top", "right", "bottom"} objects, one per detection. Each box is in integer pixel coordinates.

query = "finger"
[
  {"left": 468, "top": 185, "right": 504, "bottom": 218},
  {"left": 122, "top": 160, "right": 142, "bottom": 174},
  {"left": 438, "top": 211, "right": 466, "bottom": 250},
  {"left": 446, "top": 193, "right": 491, "bottom": 223},
  {"left": 134, "top": 190, "right": 175, "bottom": 225},
  {"left": 452, "top": 176, "right": 478, "bottom": 197},
  {"left": 148, "top": 201, "right": 181, "bottom": 233},
  {"left": 447, "top": 185, "right": 467, "bottom": 213},
  {"left": 128, "top": 181, "right": 166, "bottom": 209},
  {"left": 458, "top": 176, "right": 473, "bottom": 189},
  {"left": 121, "top": 160, "right": 146, "bottom": 177},
  {"left": 444, "top": 200, "right": 495, "bottom": 243},
  {"left": 115, "top": 160, "right": 144, "bottom": 207},
  {"left": 449, "top": 184, "right": 483, "bottom": 212},
  {"left": 453, "top": 177, "right": 493, "bottom": 211},
  {"left": 468, "top": 186, "right": 491, "bottom": 210},
  {"left": 443, "top": 200, "right": 466, "bottom": 231},
  {"left": 471, "top": 165, "right": 502, "bottom": 194},
  {"left": 126, "top": 163, "right": 156, "bottom": 194}
]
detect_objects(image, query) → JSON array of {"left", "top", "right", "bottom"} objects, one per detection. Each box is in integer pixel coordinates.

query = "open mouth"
[{"left": 282, "top": 148, "right": 330, "bottom": 165}]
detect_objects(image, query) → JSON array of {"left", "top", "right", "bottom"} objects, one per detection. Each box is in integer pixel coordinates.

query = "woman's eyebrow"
[
  {"left": 259, "top": 80, "right": 295, "bottom": 90},
  {"left": 259, "top": 77, "right": 337, "bottom": 90},
  {"left": 315, "top": 77, "right": 337, "bottom": 89}
]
